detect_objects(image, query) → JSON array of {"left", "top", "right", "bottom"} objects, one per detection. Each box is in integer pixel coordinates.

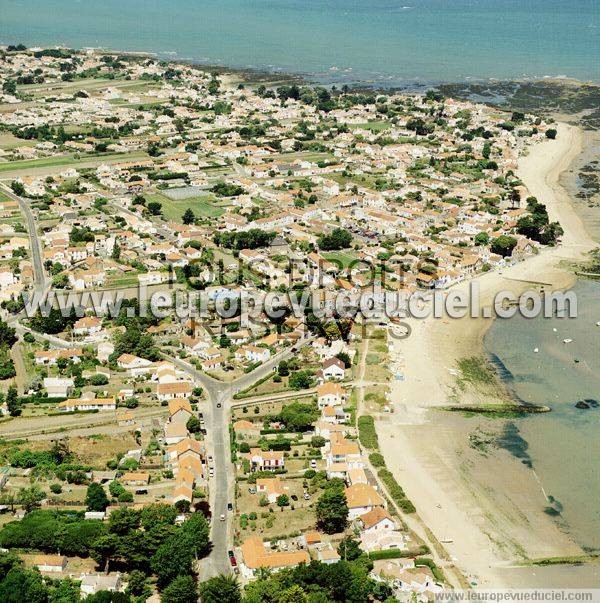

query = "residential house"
[
  {"left": 157, "top": 381, "right": 193, "bottom": 402},
  {"left": 44, "top": 378, "right": 74, "bottom": 398},
  {"left": 248, "top": 448, "right": 285, "bottom": 471},
  {"left": 240, "top": 537, "right": 310, "bottom": 579},
  {"left": 317, "top": 382, "right": 346, "bottom": 409},
  {"left": 345, "top": 483, "right": 385, "bottom": 519}
]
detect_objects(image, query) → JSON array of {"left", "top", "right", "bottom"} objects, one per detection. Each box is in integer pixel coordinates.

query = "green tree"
[
  {"left": 490, "top": 235, "right": 517, "bottom": 258},
  {"left": 109, "top": 480, "right": 126, "bottom": 499},
  {"left": 125, "top": 569, "right": 149, "bottom": 597},
  {"left": 19, "top": 486, "right": 45, "bottom": 514},
  {"left": 0, "top": 319, "right": 17, "bottom": 347},
  {"left": 316, "top": 483, "right": 348, "bottom": 534},
  {"left": 198, "top": 574, "right": 241, "bottom": 603},
  {"left": 151, "top": 535, "right": 194, "bottom": 588},
  {"left": 546, "top": 128, "right": 557, "bottom": 139},
  {"left": 6, "top": 386, "right": 20, "bottom": 417},
  {"left": 180, "top": 512, "right": 211, "bottom": 558},
  {"left": 182, "top": 208, "right": 196, "bottom": 225},
  {"left": 140, "top": 503, "right": 178, "bottom": 530},
  {"left": 147, "top": 201, "right": 162, "bottom": 216},
  {"left": 108, "top": 507, "right": 140, "bottom": 535},
  {"left": 186, "top": 415, "right": 201, "bottom": 433},
  {"left": 317, "top": 228, "right": 352, "bottom": 251},
  {"left": 288, "top": 370, "right": 315, "bottom": 391},
  {"left": 337, "top": 536, "right": 362, "bottom": 561},
  {"left": 0, "top": 567, "right": 48, "bottom": 603},
  {"left": 474, "top": 232, "right": 490, "bottom": 246},
  {"left": 85, "top": 483, "right": 109, "bottom": 511},
  {"left": 277, "top": 360, "right": 289, "bottom": 376},
  {"left": 160, "top": 575, "right": 197, "bottom": 603},
  {"left": 276, "top": 494, "right": 290, "bottom": 509}
]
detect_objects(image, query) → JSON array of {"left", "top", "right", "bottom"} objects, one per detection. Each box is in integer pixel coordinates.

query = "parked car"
[{"left": 219, "top": 513, "right": 225, "bottom": 521}]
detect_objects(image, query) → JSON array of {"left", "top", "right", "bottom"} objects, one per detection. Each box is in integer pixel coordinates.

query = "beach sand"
[{"left": 375, "top": 123, "right": 598, "bottom": 587}]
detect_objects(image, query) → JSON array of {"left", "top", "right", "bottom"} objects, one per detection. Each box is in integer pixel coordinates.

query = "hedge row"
[
  {"left": 378, "top": 468, "right": 416, "bottom": 514},
  {"left": 357, "top": 415, "right": 379, "bottom": 450}
]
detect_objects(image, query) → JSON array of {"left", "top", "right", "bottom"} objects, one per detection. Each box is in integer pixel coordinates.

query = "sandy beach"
[{"left": 375, "top": 122, "right": 598, "bottom": 587}]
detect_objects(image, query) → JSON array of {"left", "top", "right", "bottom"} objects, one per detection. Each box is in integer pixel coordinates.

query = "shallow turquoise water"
[
  {"left": 0, "top": 0, "right": 599, "bottom": 84},
  {"left": 485, "top": 280, "right": 600, "bottom": 550}
]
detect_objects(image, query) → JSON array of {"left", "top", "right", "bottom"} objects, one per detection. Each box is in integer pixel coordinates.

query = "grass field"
[
  {"left": 147, "top": 192, "right": 225, "bottom": 221},
  {"left": 323, "top": 251, "right": 358, "bottom": 268},
  {"left": 351, "top": 121, "right": 392, "bottom": 133},
  {"left": 0, "top": 151, "right": 148, "bottom": 175}
]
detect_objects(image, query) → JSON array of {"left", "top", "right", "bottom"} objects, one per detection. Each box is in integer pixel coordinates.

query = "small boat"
[
  {"left": 553, "top": 328, "right": 557, "bottom": 332},
  {"left": 563, "top": 338, "right": 573, "bottom": 344},
  {"left": 534, "top": 348, "right": 539, "bottom": 353},
  {"left": 596, "top": 321, "right": 600, "bottom": 327}
]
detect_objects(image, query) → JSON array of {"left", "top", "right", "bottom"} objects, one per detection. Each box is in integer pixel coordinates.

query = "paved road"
[
  {"left": 168, "top": 336, "right": 314, "bottom": 578},
  {"left": 0, "top": 183, "right": 48, "bottom": 293}
]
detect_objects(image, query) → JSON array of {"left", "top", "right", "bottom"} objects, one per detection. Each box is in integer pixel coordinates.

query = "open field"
[
  {"left": 0, "top": 151, "right": 149, "bottom": 178},
  {"left": 323, "top": 250, "right": 358, "bottom": 268},
  {"left": 146, "top": 191, "right": 225, "bottom": 221}
]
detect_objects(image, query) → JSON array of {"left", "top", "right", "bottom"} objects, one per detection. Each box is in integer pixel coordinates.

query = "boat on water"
[
  {"left": 534, "top": 348, "right": 539, "bottom": 353},
  {"left": 596, "top": 321, "right": 600, "bottom": 327},
  {"left": 563, "top": 338, "right": 573, "bottom": 344}
]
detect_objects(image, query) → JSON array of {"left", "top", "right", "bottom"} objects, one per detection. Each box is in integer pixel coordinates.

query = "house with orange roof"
[
  {"left": 168, "top": 399, "right": 193, "bottom": 426},
  {"left": 345, "top": 483, "right": 385, "bottom": 519},
  {"left": 248, "top": 448, "right": 285, "bottom": 471},
  {"left": 240, "top": 537, "right": 310, "bottom": 578},
  {"left": 255, "top": 477, "right": 287, "bottom": 504},
  {"left": 157, "top": 381, "right": 193, "bottom": 402},
  {"left": 316, "top": 382, "right": 346, "bottom": 408},
  {"left": 358, "top": 507, "right": 397, "bottom": 534}
]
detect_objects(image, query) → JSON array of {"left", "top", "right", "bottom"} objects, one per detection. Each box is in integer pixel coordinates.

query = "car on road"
[
  {"left": 219, "top": 513, "right": 225, "bottom": 521},
  {"left": 310, "top": 459, "right": 317, "bottom": 469},
  {"left": 209, "top": 468, "right": 214, "bottom": 477},
  {"left": 216, "top": 402, "right": 222, "bottom": 408},
  {"left": 227, "top": 502, "right": 233, "bottom": 511},
  {"left": 208, "top": 455, "right": 213, "bottom": 463},
  {"left": 229, "top": 555, "right": 237, "bottom": 567}
]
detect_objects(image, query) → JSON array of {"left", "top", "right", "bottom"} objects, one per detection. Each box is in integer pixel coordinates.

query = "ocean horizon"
[{"left": 1, "top": 0, "right": 599, "bottom": 86}]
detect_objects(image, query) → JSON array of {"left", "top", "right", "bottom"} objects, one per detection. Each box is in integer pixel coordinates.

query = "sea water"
[
  {"left": 485, "top": 279, "right": 600, "bottom": 551},
  {"left": 0, "top": 0, "right": 599, "bottom": 85}
]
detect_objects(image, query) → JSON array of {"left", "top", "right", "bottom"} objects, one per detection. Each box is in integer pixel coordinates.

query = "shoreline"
[
  {"left": 4, "top": 41, "right": 600, "bottom": 92},
  {"left": 376, "top": 122, "right": 597, "bottom": 587}
]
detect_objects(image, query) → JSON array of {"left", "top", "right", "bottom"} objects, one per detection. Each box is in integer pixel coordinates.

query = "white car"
[
  {"left": 310, "top": 460, "right": 317, "bottom": 469},
  {"left": 219, "top": 513, "right": 225, "bottom": 521}
]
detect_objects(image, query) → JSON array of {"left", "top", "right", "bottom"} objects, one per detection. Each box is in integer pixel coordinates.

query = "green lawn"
[
  {"left": 323, "top": 251, "right": 358, "bottom": 269},
  {"left": 147, "top": 192, "right": 225, "bottom": 222},
  {"left": 0, "top": 151, "right": 148, "bottom": 174},
  {"left": 351, "top": 121, "right": 391, "bottom": 133}
]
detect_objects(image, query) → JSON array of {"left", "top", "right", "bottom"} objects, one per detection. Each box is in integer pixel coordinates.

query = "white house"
[
  {"left": 321, "top": 357, "right": 346, "bottom": 380},
  {"left": 345, "top": 483, "right": 385, "bottom": 520},
  {"left": 117, "top": 353, "right": 154, "bottom": 375},
  {"left": 44, "top": 378, "right": 74, "bottom": 398}
]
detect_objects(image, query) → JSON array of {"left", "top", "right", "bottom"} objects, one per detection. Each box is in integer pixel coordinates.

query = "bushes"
[
  {"left": 368, "top": 546, "right": 430, "bottom": 560},
  {"left": 369, "top": 452, "right": 385, "bottom": 467},
  {"left": 378, "top": 468, "right": 416, "bottom": 514},
  {"left": 415, "top": 557, "right": 445, "bottom": 583},
  {"left": 357, "top": 416, "right": 379, "bottom": 450}
]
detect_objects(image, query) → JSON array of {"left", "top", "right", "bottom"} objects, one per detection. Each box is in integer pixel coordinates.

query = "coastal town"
[{"left": 0, "top": 45, "right": 574, "bottom": 602}]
